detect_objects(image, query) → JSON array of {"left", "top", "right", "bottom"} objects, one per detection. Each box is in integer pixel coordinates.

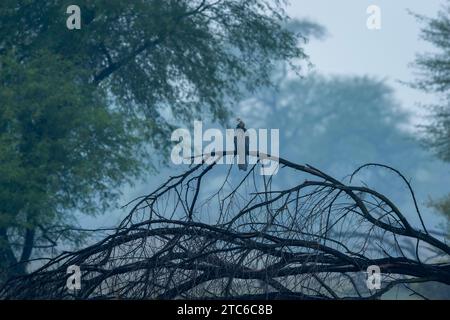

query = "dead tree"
[{"left": 1, "top": 152, "right": 449, "bottom": 299}]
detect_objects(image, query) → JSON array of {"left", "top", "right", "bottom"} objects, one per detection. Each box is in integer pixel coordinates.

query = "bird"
[{"left": 234, "top": 118, "right": 249, "bottom": 171}]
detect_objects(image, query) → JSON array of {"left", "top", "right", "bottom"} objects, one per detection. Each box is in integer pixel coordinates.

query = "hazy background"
[
  {"left": 80, "top": 0, "right": 450, "bottom": 239},
  {"left": 290, "top": 0, "right": 442, "bottom": 119}
]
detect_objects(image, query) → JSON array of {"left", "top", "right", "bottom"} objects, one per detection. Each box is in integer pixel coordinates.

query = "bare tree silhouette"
[{"left": 1, "top": 152, "right": 449, "bottom": 299}]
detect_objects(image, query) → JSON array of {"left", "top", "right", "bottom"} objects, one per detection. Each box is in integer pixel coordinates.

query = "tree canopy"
[
  {"left": 412, "top": 0, "right": 450, "bottom": 226},
  {"left": 0, "top": 0, "right": 305, "bottom": 135},
  {"left": 412, "top": 1, "right": 450, "bottom": 162}
]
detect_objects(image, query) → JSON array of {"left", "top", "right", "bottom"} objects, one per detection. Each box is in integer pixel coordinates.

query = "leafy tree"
[
  {"left": 0, "top": 0, "right": 305, "bottom": 277},
  {"left": 0, "top": 51, "right": 144, "bottom": 276},
  {"left": 411, "top": 1, "right": 450, "bottom": 227}
]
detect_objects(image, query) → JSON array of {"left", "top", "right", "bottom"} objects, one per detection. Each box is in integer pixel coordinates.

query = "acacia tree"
[
  {"left": 0, "top": 0, "right": 305, "bottom": 278},
  {"left": 1, "top": 155, "right": 449, "bottom": 299},
  {"left": 411, "top": 1, "right": 450, "bottom": 229}
]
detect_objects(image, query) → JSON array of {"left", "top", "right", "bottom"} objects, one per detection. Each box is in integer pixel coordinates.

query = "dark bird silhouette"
[{"left": 234, "top": 118, "right": 249, "bottom": 171}]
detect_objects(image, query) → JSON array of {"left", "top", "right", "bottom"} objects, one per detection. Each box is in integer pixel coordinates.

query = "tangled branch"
[{"left": 1, "top": 153, "right": 449, "bottom": 299}]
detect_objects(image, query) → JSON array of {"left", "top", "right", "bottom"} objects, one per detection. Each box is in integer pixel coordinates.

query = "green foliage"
[
  {"left": 433, "top": 196, "right": 450, "bottom": 218},
  {"left": 0, "top": 0, "right": 305, "bottom": 275},
  {"left": 429, "top": 194, "right": 450, "bottom": 237},
  {"left": 412, "top": 1, "right": 450, "bottom": 162},
  {"left": 0, "top": 51, "right": 147, "bottom": 273},
  {"left": 0, "top": 0, "right": 305, "bottom": 140},
  {"left": 412, "top": 1, "right": 450, "bottom": 225},
  {"left": 0, "top": 51, "right": 144, "bottom": 216}
]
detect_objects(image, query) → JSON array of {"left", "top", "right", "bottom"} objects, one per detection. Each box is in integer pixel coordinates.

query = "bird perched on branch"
[{"left": 234, "top": 118, "right": 249, "bottom": 171}]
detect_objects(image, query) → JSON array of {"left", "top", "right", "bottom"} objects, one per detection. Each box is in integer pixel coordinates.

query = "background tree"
[
  {"left": 411, "top": 0, "right": 450, "bottom": 230},
  {"left": 239, "top": 73, "right": 450, "bottom": 227},
  {"left": 0, "top": 51, "right": 145, "bottom": 277},
  {"left": 0, "top": 0, "right": 305, "bottom": 278}
]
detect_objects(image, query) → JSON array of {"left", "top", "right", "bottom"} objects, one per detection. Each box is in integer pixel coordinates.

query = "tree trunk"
[{"left": 0, "top": 228, "right": 19, "bottom": 281}]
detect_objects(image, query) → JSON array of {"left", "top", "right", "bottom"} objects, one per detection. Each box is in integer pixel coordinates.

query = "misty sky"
[{"left": 290, "top": 0, "right": 443, "bottom": 124}]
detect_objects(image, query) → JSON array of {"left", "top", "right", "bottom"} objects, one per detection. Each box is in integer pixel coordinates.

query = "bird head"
[{"left": 236, "top": 118, "right": 245, "bottom": 129}]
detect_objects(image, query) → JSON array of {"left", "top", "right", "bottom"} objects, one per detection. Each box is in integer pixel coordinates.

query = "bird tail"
[{"left": 238, "top": 156, "right": 248, "bottom": 171}]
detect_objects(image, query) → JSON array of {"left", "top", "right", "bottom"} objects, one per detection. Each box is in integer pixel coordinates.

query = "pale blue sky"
[{"left": 289, "top": 0, "right": 443, "bottom": 124}]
